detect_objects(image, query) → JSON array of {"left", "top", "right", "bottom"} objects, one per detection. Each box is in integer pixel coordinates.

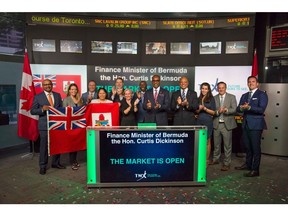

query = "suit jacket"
[
  {"left": 213, "top": 93, "right": 237, "bottom": 130},
  {"left": 31, "top": 91, "right": 62, "bottom": 131},
  {"left": 81, "top": 91, "right": 97, "bottom": 105},
  {"left": 143, "top": 87, "right": 170, "bottom": 126},
  {"left": 237, "top": 89, "right": 268, "bottom": 130},
  {"left": 133, "top": 91, "right": 146, "bottom": 123},
  {"left": 120, "top": 99, "right": 137, "bottom": 126},
  {"left": 170, "top": 89, "right": 199, "bottom": 125},
  {"left": 109, "top": 89, "right": 125, "bottom": 103}
]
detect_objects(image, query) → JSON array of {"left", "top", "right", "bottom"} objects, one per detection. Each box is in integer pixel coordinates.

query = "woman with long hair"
[
  {"left": 196, "top": 82, "right": 216, "bottom": 167},
  {"left": 62, "top": 83, "right": 83, "bottom": 170},
  {"left": 91, "top": 88, "right": 113, "bottom": 103}
]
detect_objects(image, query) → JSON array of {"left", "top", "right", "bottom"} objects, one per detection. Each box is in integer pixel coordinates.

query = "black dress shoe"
[
  {"left": 244, "top": 170, "right": 259, "bottom": 177},
  {"left": 51, "top": 164, "right": 66, "bottom": 169},
  {"left": 39, "top": 168, "right": 46, "bottom": 175},
  {"left": 235, "top": 164, "right": 249, "bottom": 170}
]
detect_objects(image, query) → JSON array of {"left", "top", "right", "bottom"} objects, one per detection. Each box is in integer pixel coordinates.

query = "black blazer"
[
  {"left": 171, "top": 89, "right": 199, "bottom": 125},
  {"left": 143, "top": 87, "right": 170, "bottom": 126}
]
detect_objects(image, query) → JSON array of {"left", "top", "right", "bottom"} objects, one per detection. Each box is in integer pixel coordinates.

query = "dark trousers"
[
  {"left": 242, "top": 125, "right": 263, "bottom": 172},
  {"left": 69, "top": 152, "right": 77, "bottom": 164},
  {"left": 39, "top": 130, "right": 61, "bottom": 168}
]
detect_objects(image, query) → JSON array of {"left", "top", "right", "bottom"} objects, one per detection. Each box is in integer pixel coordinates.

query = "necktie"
[
  {"left": 248, "top": 91, "right": 252, "bottom": 102},
  {"left": 219, "top": 96, "right": 224, "bottom": 122},
  {"left": 47, "top": 93, "right": 54, "bottom": 106},
  {"left": 220, "top": 96, "right": 224, "bottom": 106},
  {"left": 154, "top": 89, "right": 158, "bottom": 102},
  {"left": 141, "top": 92, "right": 145, "bottom": 103},
  {"left": 181, "top": 90, "right": 186, "bottom": 101}
]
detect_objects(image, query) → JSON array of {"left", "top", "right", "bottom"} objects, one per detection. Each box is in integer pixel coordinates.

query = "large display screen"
[
  {"left": 91, "top": 41, "right": 113, "bottom": 53},
  {"left": 99, "top": 130, "right": 195, "bottom": 183},
  {"left": 270, "top": 25, "right": 288, "bottom": 51},
  {"left": 117, "top": 42, "right": 137, "bottom": 54}
]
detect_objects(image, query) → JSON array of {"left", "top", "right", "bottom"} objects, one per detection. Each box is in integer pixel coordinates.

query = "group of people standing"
[{"left": 31, "top": 75, "right": 268, "bottom": 178}]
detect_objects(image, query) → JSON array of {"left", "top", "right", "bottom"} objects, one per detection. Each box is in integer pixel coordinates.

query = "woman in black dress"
[
  {"left": 196, "top": 82, "right": 216, "bottom": 166},
  {"left": 120, "top": 88, "right": 139, "bottom": 126}
]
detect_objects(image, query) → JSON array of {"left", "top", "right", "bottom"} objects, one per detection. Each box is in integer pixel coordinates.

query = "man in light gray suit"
[{"left": 210, "top": 81, "right": 237, "bottom": 171}]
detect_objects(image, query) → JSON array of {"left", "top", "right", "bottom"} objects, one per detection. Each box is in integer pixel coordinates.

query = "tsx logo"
[
  {"left": 135, "top": 171, "right": 147, "bottom": 181},
  {"left": 135, "top": 171, "right": 161, "bottom": 181}
]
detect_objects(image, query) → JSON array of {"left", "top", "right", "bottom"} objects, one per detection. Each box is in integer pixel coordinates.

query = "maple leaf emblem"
[{"left": 20, "top": 86, "right": 34, "bottom": 112}]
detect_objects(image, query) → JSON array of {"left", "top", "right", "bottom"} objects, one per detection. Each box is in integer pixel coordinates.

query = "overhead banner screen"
[{"left": 27, "top": 14, "right": 254, "bottom": 29}]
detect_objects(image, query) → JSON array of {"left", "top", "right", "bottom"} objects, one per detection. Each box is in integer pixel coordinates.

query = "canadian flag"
[
  {"left": 17, "top": 51, "right": 39, "bottom": 141},
  {"left": 251, "top": 49, "right": 258, "bottom": 77}
]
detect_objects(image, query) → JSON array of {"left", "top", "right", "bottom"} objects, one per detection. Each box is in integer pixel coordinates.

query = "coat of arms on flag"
[
  {"left": 85, "top": 103, "right": 119, "bottom": 127},
  {"left": 93, "top": 113, "right": 112, "bottom": 126}
]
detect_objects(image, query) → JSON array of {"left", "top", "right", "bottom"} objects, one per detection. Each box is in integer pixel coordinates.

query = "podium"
[{"left": 86, "top": 126, "right": 207, "bottom": 187}]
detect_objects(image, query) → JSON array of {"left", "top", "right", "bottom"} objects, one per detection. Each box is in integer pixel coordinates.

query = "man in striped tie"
[{"left": 170, "top": 76, "right": 199, "bottom": 126}]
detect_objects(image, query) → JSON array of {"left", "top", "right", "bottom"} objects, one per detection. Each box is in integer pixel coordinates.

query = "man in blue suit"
[
  {"left": 31, "top": 79, "right": 65, "bottom": 175},
  {"left": 143, "top": 75, "right": 170, "bottom": 126},
  {"left": 235, "top": 76, "right": 268, "bottom": 177},
  {"left": 81, "top": 80, "right": 97, "bottom": 105}
]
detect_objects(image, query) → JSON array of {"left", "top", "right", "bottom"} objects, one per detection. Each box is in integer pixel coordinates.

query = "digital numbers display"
[
  {"left": 94, "top": 19, "right": 156, "bottom": 29},
  {"left": 28, "top": 14, "right": 254, "bottom": 30}
]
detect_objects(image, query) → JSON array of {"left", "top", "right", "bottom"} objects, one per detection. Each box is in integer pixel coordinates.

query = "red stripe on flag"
[
  {"left": 252, "top": 49, "right": 258, "bottom": 77},
  {"left": 17, "top": 51, "right": 39, "bottom": 141}
]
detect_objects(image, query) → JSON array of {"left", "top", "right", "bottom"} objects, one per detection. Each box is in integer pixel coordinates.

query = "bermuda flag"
[
  {"left": 85, "top": 103, "right": 119, "bottom": 127},
  {"left": 48, "top": 106, "right": 87, "bottom": 155},
  {"left": 33, "top": 74, "right": 81, "bottom": 99},
  {"left": 17, "top": 51, "right": 39, "bottom": 141}
]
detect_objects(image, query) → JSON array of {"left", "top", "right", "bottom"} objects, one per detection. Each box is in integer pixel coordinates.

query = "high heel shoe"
[{"left": 72, "top": 163, "right": 79, "bottom": 170}]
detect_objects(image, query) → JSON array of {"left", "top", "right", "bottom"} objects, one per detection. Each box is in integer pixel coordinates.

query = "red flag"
[
  {"left": 17, "top": 51, "right": 39, "bottom": 141},
  {"left": 48, "top": 106, "right": 87, "bottom": 155},
  {"left": 46, "top": 103, "right": 119, "bottom": 155},
  {"left": 85, "top": 103, "right": 120, "bottom": 127},
  {"left": 251, "top": 49, "right": 258, "bottom": 77}
]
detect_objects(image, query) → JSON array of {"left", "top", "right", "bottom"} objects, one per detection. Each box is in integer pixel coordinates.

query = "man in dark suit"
[
  {"left": 235, "top": 76, "right": 268, "bottom": 177},
  {"left": 143, "top": 75, "right": 170, "bottom": 126},
  {"left": 211, "top": 81, "right": 237, "bottom": 171},
  {"left": 170, "top": 76, "right": 198, "bottom": 126},
  {"left": 109, "top": 77, "right": 125, "bottom": 104},
  {"left": 31, "top": 79, "right": 65, "bottom": 175},
  {"left": 81, "top": 80, "right": 97, "bottom": 105},
  {"left": 134, "top": 81, "right": 147, "bottom": 123}
]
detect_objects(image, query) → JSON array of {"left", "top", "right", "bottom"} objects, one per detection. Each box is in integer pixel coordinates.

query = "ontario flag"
[
  {"left": 252, "top": 49, "right": 258, "bottom": 77},
  {"left": 47, "top": 106, "right": 86, "bottom": 155},
  {"left": 17, "top": 51, "right": 39, "bottom": 141},
  {"left": 48, "top": 106, "right": 87, "bottom": 155}
]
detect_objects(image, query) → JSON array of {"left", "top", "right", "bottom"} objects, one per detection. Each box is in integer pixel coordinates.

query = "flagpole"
[{"left": 18, "top": 49, "right": 39, "bottom": 159}]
